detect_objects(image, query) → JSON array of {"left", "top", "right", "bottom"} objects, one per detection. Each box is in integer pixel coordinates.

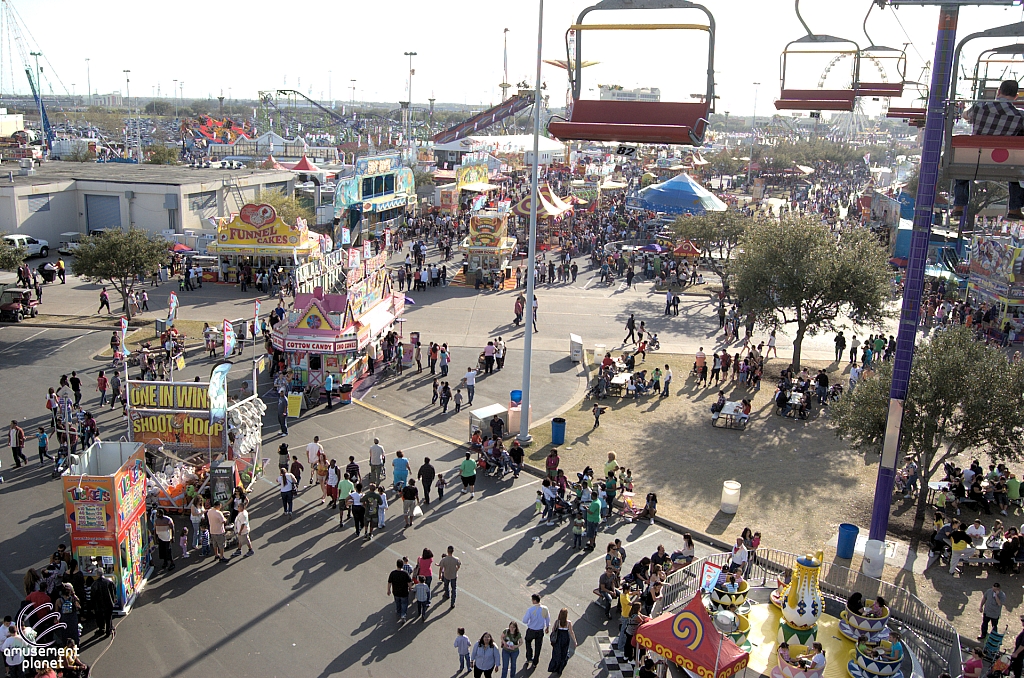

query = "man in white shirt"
[
  {"left": 233, "top": 508, "right": 254, "bottom": 557},
  {"left": 464, "top": 368, "right": 477, "bottom": 406},
  {"left": 2, "top": 628, "right": 26, "bottom": 674},
  {"left": 306, "top": 436, "right": 324, "bottom": 486},
  {"left": 522, "top": 594, "right": 550, "bottom": 669},
  {"left": 966, "top": 519, "right": 987, "bottom": 541},
  {"left": 661, "top": 365, "right": 673, "bottom": 397},
  {"left": 369, "top": 439, "right": 386, "bottom": 485},
  {"left": 495, "top": 337, "right": 506, "bottom": 370}
]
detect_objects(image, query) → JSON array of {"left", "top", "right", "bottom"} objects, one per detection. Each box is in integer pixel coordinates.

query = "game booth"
[
  {"left": 205, "top": 203, "right": 330, "bottom": 283},
  {"left": 64, "top": 442, "right": 150, "bottom": 614},
  {"left": 126, "top": 377, "right": 266, "bottom": 512},
  {"left": 967, "top": 233, "right": 1024, "bottom": 342},
  {"left": 270, "top": 250, "right": 405, "bottom": 401}
]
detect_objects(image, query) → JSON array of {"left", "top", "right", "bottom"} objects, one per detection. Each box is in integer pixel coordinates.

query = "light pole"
[
  {"left": 517, "top": 0, "right": 545, "bottom": 445},
  {"left": 403, "top": 51, "right": 417, "bottom": 162},
  {"left": 85, "top": 58, "right": 91, "bottom": 106},
  {"left": 328, "top": 70, "right": 332, "bottom": 106},
  {"left": 29, "top": 52, "right": 44, "bottom": 147},
  {"left": 123, "top": 70, "right": 133, "bottom": 160},
  {"left": 350, "top": 79, "right": 356, "bottom": 104},
  {"left": 173, "top": 79, "right": 178, "bottom": 117},
  {"left": 746, "top": 82, "right": 760, "bottom": 187}
]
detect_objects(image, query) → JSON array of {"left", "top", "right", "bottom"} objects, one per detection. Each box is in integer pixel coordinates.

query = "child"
[
  {"left": 454, "top": 627, "right": 472, "bottom": 673},
  {"left": 454, "top": 389, "right": 463, "bottom": 413},
  {"left": 377, "top": 487, "right": 388, "bottom": 529},
  {"left": 435, "top": 472, "right": 447, "bottom": 500},
  {"left": 572, "top": 513, "right": 585, "bottom": 550},
  {"left": 36, "top": 427, "right": 53, "bottom": 466},
  {"left": 178, "top": 275, "right": 185, "bottom": 292},
  {"left": 535, "top": 491, "right": 544, "bottom": 514},
  {"left": 199, "top": 521, "right": 211, "bottom": 557},
  {"left": 179, "top": 527, "right": 190, "bottom": 558},
  {"left": 414, "top": 575, "right": 431, "bottom": 620}
]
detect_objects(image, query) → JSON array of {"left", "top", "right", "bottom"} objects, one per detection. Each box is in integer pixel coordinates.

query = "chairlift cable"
[{"left": 889, "top": 6, "right": 926, "bottom": 64}]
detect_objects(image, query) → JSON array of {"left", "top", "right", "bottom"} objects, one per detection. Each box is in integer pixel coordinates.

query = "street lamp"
[
  {"left": 173, "top": 79, "right": 178, "bottom": 117},
  {"left": 350, "top": 79, "right": 356, "bottom": 104},
  {"left": 123, "top": 69, "right": 134, "bottom": 160},
  {"left": 85, "top": 58, "right": 91, "bottom": 106},
  {"left": 746, "top": 82, "right": 760, "bottom": 187},
  {"left": 517, "top": 0, "right": 545, "bottom": 445},
  {"left": 403, "top": 51, "right": 417, "bottom": 162}
]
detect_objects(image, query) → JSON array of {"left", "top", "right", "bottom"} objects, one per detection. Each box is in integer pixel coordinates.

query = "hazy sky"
[{"left": 11, "top": 0, "right": 1024, "bottom": 113}]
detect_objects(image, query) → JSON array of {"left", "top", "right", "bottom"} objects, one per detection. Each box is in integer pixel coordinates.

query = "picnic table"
[
  {"left": 712, "top": 401, "right": 746, "bottom": 429},
  {"left": 609, "top": 372, "right": 633, "bottom": 396}
]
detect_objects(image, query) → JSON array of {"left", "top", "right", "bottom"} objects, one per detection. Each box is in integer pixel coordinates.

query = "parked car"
[
  {"left": 58, "top": 232, "right": 83, "bottom": 255},
  {"left": 3, "top": 234, "right": 49, "bottom": 258}
]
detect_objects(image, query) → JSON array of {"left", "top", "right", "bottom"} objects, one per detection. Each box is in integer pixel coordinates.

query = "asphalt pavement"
[{"left": 0, "top": 324, "right": 716, "bottom": 677}]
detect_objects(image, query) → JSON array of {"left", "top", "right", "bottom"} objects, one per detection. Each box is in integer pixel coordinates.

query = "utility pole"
[
  {"left": 173, "top": 79, "right": 178, "bottom": 117},
  {"left": 746, "top": 82, "right": 759, "bottom": 188},
  {"left": 403, "top": 51, "right": 417, "bottom": 163},
  {"left": 328, "top": 70, "right": 332, "bottom": 107},
  {"left": 85, "top": 58, "right": 91, "bottom": 106},
  {"left": 350, "top": 79, "right": 356, "bottom": 104}
]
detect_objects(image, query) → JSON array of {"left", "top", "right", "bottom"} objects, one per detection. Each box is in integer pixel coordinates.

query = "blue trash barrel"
[
  {"left": 836, "top": 523, "right": 859, "bottom": 559},
  {"left": 510, "top": 390, "right": 523, "bottom": 406},
  {"left": 551, "top": 417, "right": 566, "bottom": 445}
]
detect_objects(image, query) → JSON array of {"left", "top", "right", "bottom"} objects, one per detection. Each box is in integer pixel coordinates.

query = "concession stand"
[
  {"left": 270, "top": 251, "right": 405, "bottom": 394},
  {"left": 64, "top": 442, "right": 150, "bottom": 614},
  {"left": 458, "top": 210, "right": 518, "bottom": 283},
  {"left": 205, "top": 203, "right": 325, "bottom": 283}
]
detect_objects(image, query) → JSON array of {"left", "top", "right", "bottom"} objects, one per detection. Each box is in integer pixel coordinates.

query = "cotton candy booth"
[{"left": 64, "top": 442, "right": 150, "bottom": 614}]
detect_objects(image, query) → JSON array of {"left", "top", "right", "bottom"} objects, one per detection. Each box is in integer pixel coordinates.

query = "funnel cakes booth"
[{"left": 206, "top": 203, "right": 326, "bottom": 283}]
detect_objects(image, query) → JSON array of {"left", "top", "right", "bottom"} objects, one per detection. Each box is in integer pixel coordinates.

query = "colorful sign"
[
  {"left": 363, "top": 242, "right": 372, "bottom": 260},
  {"left": 223, "top": 319, "right": 236, "bottom": 357},
  {"left": 439, "top": 186, "right": 459, "bottom": 214},
  {"left": 347, "top": 247, "right": 361, "bottom": 270},
  {"left": 209, "top": 203, "right": 314, "bottom": 253},
  {"left": 456, "top": 162, "right": 489, "bottom": 189},
  {"left": 363, "top": 251, "right": 387, "bottom": 274},
  {"left": 469, "top": 212, "right": 509, "bottom": 248},
  {"left": 698, "top": 560, "right": 723, "bottom": 593},
  {"left": 128, "top": 382, "right": 211, "bottom": 409},
  {"left": 209, "top": 361, "right": 232, "bottom": 422},
  {"left": 63, "top": 478, "right": 114, "bottom": 533},
  {"left": 335, "top": 177, "right": 362, "bottom": 208},
  {"left": 276, "top": 337, "right": 358, "bottom": 353},
  {"left": 348, "top": 268, "right": 389, "bottom": 317},
  {"left": 341, "top": 227, "right": 351, "bottom": 245},
  {"left": 355, "top": 154, "right": 401, "bottom": 176},
  {"left": 114, "top": 456, "right": 146, "bottom": 528},
  {"left": 129, "top": 409, "right": 226, "bottom": 452},
  {"left": 970, "top": 235, "right": 1024, "bottom": 282},
  {"left": 119, "top": 316, "right": 128, "bottom": 347}
]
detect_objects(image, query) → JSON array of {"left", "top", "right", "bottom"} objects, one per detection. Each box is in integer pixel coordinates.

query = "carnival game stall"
[
  {"left": 205, "top": 203, "right": 324, "bottom": 284},
  {"left": 64, "top": 442, "right": 150, "bottom": 615},
  {"left": 270, "top": 251, "right": 405, "bottom": 399},
  {"left": 967, "top": 233, "right": 1024, "bottom": 339}
]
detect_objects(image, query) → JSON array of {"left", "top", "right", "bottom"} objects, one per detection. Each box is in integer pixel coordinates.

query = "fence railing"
[{"left": 657, "top": 548, "right": 962, "bottom": 677}]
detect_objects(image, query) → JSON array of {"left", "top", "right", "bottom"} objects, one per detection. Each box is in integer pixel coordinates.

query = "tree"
[
  {"left": 670, "top": 210, "right": 749, "bottom": 299},
  {"left": 144, "top": 146, "right": 179, "bottom": 165},
  {"left": 65, "top": 141, "right": 95, "bottom": 163},
  {"left": 0, "top": 234, "right": 25, "bottom": 270},
  {"left": 256, "top": 189, "right": 314, "bottom": 225},
  {"left": 732, "top": 217, "right": 891, "bottom": 370},
  {"left": 831, "top": 326, "right": 1024, "bottom": 518},
  {"left": 144, "top": 100, "right": 173, "bottom": 116},
  {"left": 71, "top": 229, "right": 168, "bottom": 319}
]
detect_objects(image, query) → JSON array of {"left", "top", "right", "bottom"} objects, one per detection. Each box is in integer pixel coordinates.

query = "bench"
[
  {"left": 549, "top": 100, "right": 708, "bottom": 145},
  {"left": 960, "top": 556, "right": 997, "bottom": 567}
]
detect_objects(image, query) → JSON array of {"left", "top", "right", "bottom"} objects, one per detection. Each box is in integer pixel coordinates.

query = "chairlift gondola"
[
  {"left": 547, "top": 0, "right": 715, "bottom": 146},
  {"left": 943, "top": 22, "right": 1024, "bottom": 183},
  {"left": 774, "top": 0, "right": 860, "bottom": 111}
]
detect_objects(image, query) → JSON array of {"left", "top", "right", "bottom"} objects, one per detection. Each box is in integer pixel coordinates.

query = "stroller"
[
  {"left": 52, "top": 445, "right": 72, "bottom": 479},
  {"left": 548, "top": 496, "right": 574, "bottom": 525}
]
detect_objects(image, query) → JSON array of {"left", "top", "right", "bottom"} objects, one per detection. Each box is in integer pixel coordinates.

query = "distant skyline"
[{"left": 10, "top": 0, "right": 1024, "bottom": 115}]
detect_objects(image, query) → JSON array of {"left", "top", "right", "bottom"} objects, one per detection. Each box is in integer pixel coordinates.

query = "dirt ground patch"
[{"left": 523, "top": 349, "right": 1006, "bottom": 638}]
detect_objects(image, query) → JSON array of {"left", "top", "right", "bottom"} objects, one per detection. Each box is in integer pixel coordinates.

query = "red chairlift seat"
[
  {"left": 947, "top": 135, "right": 1024, "bottom": 181},
  {"left": 774, "top": 89, "right": 856, "bottom": 111},
  {"left": 856, "top": 82, "right": 904, "bottom": 98},
  {"left": 886, "top": 107, "right": 926, "bottom": 127},
  {"left": 548, "top": 100, "right": 709, "bottom": 145}
]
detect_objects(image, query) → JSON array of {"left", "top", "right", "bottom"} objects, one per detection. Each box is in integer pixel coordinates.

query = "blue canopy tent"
[{"left": 626, "top": 173, "right": 727, "bottom": 215}]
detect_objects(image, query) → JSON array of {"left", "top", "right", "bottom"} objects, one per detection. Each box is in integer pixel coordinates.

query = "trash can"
[
  {"left": 339, "top": 383, "right": 353, "bottom": 405},
  {"left": 551, "top": 417, "right": 566, "bottom": 445},
  {"left": 510, "top": 390, "right": 523, "bottom": 406},
  {"left": 836, "top": 523, "right": 859, "bottom": 559},
  {"left": 720, "top": 480, "right": 741, "bottom": 514}
]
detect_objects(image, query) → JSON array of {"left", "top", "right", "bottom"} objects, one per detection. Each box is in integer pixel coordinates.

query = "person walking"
[
  {"left": 233, "top": 507, "right": 254, "bottom": 557},
  {"left": 96, "top": 371, "right": 109, "bottom": 406},
  {"left": 500, "top": 621, "right": 523, "bottom": 678},
  {"left": 69, "top": 371, "right": 82, "bottom": 406},
  {"left": 495, "top": 337, "right": 506, "bottom": 370},
  {"left": 547, "top": 607, "right": 578, "bottom": 674},
  {"left": 460, "top": 452, "right": 477, "bottom": 499},
  {"left": 402, "top": 480, "right": 419, "bottom": 527},
  {"left": 97, "top": 288, "right": 111, "bottom": 315},
  {"left": 277, "top": 467, "right": 296, "bottom": 517},
  {"left": 834, "top": 331, "right": 846, "bottom": 363},
  {"left": 386, "top": 559, "right": 413, "bottom": 621},
  {"left": 980, "top": 582, "right": 1007, "bottom": 640},
  {"left": 417, "top": 458, "right": 436, "bottom": 505},
  {"left": 522, "top": 594, "right": 550, "bottom": 669},
  {"left": 624, "top": 313, "right": 637, "bottom": 345},
  {"left": 8, "top": 420, "right": 26, "bottom": 469},
  {"left": 464, "top": 367, "right": 476, "bottom": 406},
  {"left": 90, "top": 575, "right": 117, "bottom": 638},
  {"left": 440, "top": 545, "right": 461, "bottom": 608},
  {"left": 276, "top": 390, "right": 290, "bottom": 436},
  {"left": 369, "top": 438, "right": 386, "bottom": 486}
]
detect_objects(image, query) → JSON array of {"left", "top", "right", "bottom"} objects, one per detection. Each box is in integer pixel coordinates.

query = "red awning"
[
  {"left": 635, "top": 594, "right": 748, "bottom": 678},
  {"left": 673, "top": 240, "right": 701, "bottom": 257}
]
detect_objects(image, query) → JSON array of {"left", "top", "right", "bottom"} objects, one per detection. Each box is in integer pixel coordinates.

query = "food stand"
[
  {"left": 967, "top": 233, "right": 1024, "bottom": 337},
  {"left": 458, "top": 210, "right": 518, "bottom": 285},
  {"left": 64, "top": 442, "right": 150, "bottom": 615},
  {"left": 271, "top": 251, "right": 405, "bottom": 396},
  {"left": 205, "top": 203, "right": 323, "bottom": 283}
]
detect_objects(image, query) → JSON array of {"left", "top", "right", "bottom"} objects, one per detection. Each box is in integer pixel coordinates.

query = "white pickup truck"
[{"left": 3, "top": 234, "right": 49, "bottom": 258}]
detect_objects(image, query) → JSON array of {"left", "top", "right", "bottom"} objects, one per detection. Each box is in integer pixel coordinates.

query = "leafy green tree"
[
  {"left": 831, "top": 326, "right": 1024, "bottom": 517},
  {"left": 732, "top": 217, "right": 891, "bottom": 370},
  {"left": 144, "top": 100, "right": 174, "bottom": 116},
  {"left": 670, "top": 210, "right": 749, "bottom": 299},
  {"left": 0, "top": 234, "right": 25, "bottom": 270},
  {"left": 256, "top": 189, "right": 314, "bottom": 225},
  {"left": 144, "top": 146, "right": 179, "bottom": 165},
  {"left": 71, "top": 229, "right": 168, "bottom": 319}
]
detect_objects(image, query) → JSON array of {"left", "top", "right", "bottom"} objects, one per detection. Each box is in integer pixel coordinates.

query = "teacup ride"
[
  {"left": 770, "top": 575, "right": 788, "bottom": 608},
  {"left": 770, "top": 645, "right": 824, "bottom": 678},
  {"left": 725, "top": 611, "right": 752, "bottom": 652},
  {"left": 839, "top": 600, "right": 891, "bottom": 643},
  {"left": 709, "top": 579, "right": 751, "bottom": 615},
  {"left": 846, "top": 641, "right": 904, "bottom": 678}
]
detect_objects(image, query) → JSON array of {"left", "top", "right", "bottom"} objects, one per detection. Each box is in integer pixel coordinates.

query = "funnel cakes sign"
[{"left": 216, "top": 203, "right": 309, "bottom": 247}]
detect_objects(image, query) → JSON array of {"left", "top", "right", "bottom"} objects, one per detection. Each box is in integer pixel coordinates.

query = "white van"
[{"left": 3, "top": 234, "right": 49, "bottom": 258}]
